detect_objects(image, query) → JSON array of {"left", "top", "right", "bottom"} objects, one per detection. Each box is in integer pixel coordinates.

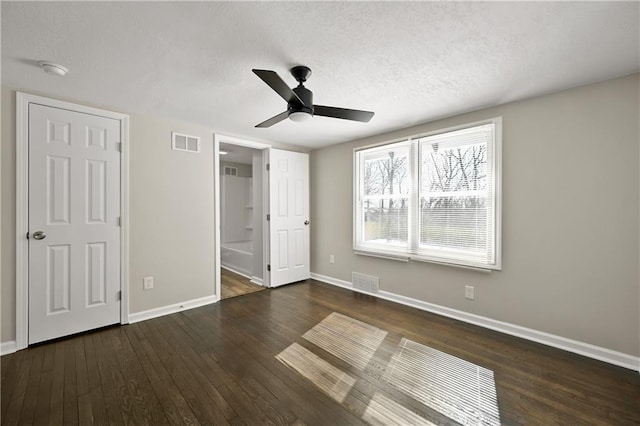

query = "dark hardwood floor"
[
  {"left": 221, "top": 268, "right": 265, "bottom": 300},
  {"left": 2, "top": 280, "right": 639, "bottom": 425}
]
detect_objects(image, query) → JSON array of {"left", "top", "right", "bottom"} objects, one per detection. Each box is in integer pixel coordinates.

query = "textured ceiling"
[{"left": 2, "top": 2, "right": 639, "bottom": 149}]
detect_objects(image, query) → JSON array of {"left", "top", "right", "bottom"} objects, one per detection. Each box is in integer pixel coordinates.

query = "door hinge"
[
  {"left": 117, "top": 290, "right": 122, "bottom": 300},
  {"left": 266, "top": 163, "right": 270, "bottom": 171},
  {"left": 117, "top": 216, "right": 122, "bottom": 226},
  {"left": 266, "top": 214, "right": 270, "bottom": 221},
  {"left": 267, "top": 264, "right": 271, "bottom": 272},
  {"left": 26, "top": 232, "right": 29, "bottom": 240},
  {"left": 116, "top": 142, "right": 122, "bottom": 152}
]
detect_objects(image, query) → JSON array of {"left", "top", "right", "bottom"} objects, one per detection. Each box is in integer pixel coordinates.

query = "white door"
[
  {"left": 269, "top": 149, "right": 310, "bottom": 287},
  {"left": 28, "top": 104, "right": 121, "bottom": 344}
]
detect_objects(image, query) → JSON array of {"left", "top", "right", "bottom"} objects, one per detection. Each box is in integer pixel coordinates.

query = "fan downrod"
[{"left": 290, "top": 66, "right": 312, "bottom": 84}]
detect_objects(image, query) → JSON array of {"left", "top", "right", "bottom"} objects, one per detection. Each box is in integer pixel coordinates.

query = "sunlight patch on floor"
[
  {"left": 384, "top": 338, "right": 500, "bottom": 426},
  {"left": 276, "top": 342, "right": 356, "bottom": 403},
  {"left": 363, "top": 392, "right": 436, "bottom": 426},
  {"left": 303, "top": 312, "right": 388, "bottom": 370},
  {"left": 277, "top": 313, "right": 501, "bottom": 425}
]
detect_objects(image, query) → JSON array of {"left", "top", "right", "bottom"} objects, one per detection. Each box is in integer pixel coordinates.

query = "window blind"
[{"left": 417, "top": 124, "right": 495, "bottom": 265}]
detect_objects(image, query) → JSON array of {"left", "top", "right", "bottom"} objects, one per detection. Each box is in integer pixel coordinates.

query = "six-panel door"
[
  {"left": 269, "top": 149, "right": 310, "bottom": 287},
  {"left": 28, "top": 104, "right": 121, "bottom": 344}
]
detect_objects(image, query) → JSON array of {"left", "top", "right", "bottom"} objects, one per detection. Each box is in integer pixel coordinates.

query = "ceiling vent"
[{"left": 172, "top": 132, "right": 200, "bottom": 153}]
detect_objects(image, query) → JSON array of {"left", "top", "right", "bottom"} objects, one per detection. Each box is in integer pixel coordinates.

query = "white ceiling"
[{"left": 2, "top": 2, "right": 638, "bottom": 149}]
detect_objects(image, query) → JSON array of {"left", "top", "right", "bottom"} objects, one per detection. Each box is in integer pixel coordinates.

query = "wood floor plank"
[
  {"left": 62, "top": 338, "right": 79, "bottom": 425},
  {"left": 139, "top": 318, "right": 231, "bottom": 425},
  {"left": 122, "top": 325, "right": 201, "bottom": 425},
  {"left": 92, "top": 331, "right": 125, "bottom": 425},
  {"left": 47, "top": 342, "right": 65, "bottom": 426},
  {"left": 77, "top": 393, "right": 94, "bottom": 425},
  {"left": 18, "top": 346, "right": 45, "bottom": 425},
  {"left": 74, "top": 338, "right": 90, "bottom": 397},
  {"left": 111, "top": 326, "right": 171, "bottom": 425},
  {"left": 221, "top": 268, "right": 265, "bottom": 299},
  {"left": 2, "top": 279, "right": 639, "bottom": 425},
  {"left": 30, "top": 344, "right": 57, "bottom": 425},
  {"left": 81, "top": 332, "right": 108, "bottom": 424},
  {"left": 158, "top": 321, "right": 236, "bottom": 425},
  {"left": 2, "top": 347, "right": 32, "bottom": 426},
  {"left": 32, "top": 368, "right": 54, "bottom": 424}
]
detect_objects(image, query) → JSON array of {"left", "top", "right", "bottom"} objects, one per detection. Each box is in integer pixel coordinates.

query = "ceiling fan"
[{"left": 252, "top": 66, "right": 375, "bottom": 128}]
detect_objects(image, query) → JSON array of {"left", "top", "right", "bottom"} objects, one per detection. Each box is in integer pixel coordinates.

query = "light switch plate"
[{"left": 143, "top": 276, "right": 154, "bottom": 290}]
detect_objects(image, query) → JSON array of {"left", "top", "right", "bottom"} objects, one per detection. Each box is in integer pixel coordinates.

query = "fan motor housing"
[{"left": 290, "top": 86, "right": 314, "bottom": 115}]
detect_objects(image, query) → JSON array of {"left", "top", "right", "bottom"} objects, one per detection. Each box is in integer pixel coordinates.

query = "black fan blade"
[
  {"left": 313, "top": 105, "right": 374, "bottom": 122},
  {"left": 252, "top": 69, "right": 305, "bottom": 106},
  {"left": 255, "top": 111, "right": 289, "bottom": 128}
]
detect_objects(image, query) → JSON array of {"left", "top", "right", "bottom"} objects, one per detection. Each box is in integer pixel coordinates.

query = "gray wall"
[
  {"left": 0, "top": 86, "right": 305, "bottom": 343},
  {"left": 310, "top": 73, "right": 640, "bottom": 356},
  {"left": 128, "top": 114, "right": 216, "bottom": 313},
  {"left": 220, "top": 161, "right": 252, "bottom": 178}
]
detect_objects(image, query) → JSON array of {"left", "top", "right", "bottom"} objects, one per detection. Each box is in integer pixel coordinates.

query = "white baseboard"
[
  {"left": 221, "top": 265, "right": 252, "bottom": 280},
  {"left": 1, "top": 340, "right": 17, "bottom": 356},
  {"left": 310, "top": 272, "right": 640, "bottom": 372},
  {"left": 221, "top": 265, "right": 264, "bottom": 286},
  {"left": 128, "top": 295, "right": 219, "bottom": 324}
]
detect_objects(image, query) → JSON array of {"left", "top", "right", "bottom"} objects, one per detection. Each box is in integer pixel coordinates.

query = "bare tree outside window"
[
  {"left": 362, "top": 146, "right": 409, "bottom": 246},
  {"left": 420, "top": 142, "right": 488, "bottom": 251}
]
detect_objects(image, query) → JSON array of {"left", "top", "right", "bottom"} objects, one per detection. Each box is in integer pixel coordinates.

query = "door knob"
[
  {"left": 32, "top": 231, "right": 46, "bottom": 240},
  {"left": 304, "top": 220, "right": 310, "bottom": 225}
]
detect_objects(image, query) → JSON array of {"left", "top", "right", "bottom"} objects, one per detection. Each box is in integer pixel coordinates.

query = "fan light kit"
[
  {"left": 288, "top": 111, "right": 312, "bottom": 122},
  {"left": 39, "top": 61, "right": 68, "bottom": 76},
  {"left": 252, "top": 65, "right": 374, "bottom": 127}
]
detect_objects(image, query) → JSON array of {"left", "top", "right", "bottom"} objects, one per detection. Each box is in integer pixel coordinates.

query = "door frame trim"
[
  {"left": 213, "top": 134, "right": 271, "bottom": 299},
  {"left": 15, "top": 92, "right": 130, "bottom": 350}
]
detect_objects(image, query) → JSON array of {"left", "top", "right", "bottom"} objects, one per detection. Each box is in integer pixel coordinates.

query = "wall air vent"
[
  {"left": 223, "top": 166, "right": 238, "bottom": 176},
  {"left": 172, "top": 132, "right": 200, "bottom": 153},
  {"left": 352, "top": 272, "right": 379, "bottom": 294}
]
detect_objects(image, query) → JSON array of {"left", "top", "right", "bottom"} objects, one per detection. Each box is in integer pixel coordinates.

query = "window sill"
[
  {"left": 353, "top": 249, "right": 409, "bottom": 262},
  {"left": 409, "top": 255, "right": 497, "bottom": 272},
  {"left": 354, "top": 248, "right": 499, "bottom": 271}
]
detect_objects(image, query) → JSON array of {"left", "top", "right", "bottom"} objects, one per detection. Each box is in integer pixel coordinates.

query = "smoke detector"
[{"left": 38, "top": 61, "right": 68, "bottom": 76}]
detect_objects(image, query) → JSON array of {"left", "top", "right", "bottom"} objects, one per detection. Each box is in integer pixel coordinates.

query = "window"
[{"left": 354, "top": 119, "right": 501, "bottom": 270}]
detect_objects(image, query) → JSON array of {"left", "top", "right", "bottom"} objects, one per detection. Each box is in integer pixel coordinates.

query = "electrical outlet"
[
  {"left": 465, "top": 285, "right": 474, "bottom": 300},
  {"left": 143, "top": 276, "right": 154, "bottom": 290},
  {"left": 329, "top": 254, "right": 335, "bottom": 264}
]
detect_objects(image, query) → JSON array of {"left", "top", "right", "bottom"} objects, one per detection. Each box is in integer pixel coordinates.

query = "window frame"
[{"left": 353, "top": 118, "right": 502, "bottom": 270}]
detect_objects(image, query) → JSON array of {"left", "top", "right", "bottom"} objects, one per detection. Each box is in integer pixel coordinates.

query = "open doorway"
[
  {"left": 217, "top": 139, "right": 268, "bottom": 300},
  {"left": 214, "top": 134, "right": 311, "bottom": 301}
]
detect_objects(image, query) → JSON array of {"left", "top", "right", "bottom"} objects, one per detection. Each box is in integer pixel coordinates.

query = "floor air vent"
[{"left": 352, "top": 272, "right": 379, "bottom": 294}]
